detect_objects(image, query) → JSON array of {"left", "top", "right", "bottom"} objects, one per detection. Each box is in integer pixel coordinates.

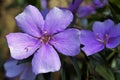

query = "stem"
[
  {"left": 106, "top": 49, "right": 116, "bottom": 60},
  {"left": 27, "top": 0, "right": 42, "bottom": 10},
  {"left": 35, "top": 74, "right": 43, "bottom": 80},
  {"left": 36, "top": 0, "right": 42, "bottom": 10},
  {"left": 61, "top": 61, "right": 66, "bottom": 80},
  {"left": 70, "top": 57, "right": 81, "bottom": 80},
  {"left": 43, "top": 72, "right": 51, "bottom": 80}
]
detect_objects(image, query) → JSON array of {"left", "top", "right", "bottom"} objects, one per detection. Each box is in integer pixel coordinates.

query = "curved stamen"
[
  {"left": 96, "top": 33, "right": 104, "bottom": 43},
  {"left": 95, "top": 33, "right": 109, "bottom": 45}
]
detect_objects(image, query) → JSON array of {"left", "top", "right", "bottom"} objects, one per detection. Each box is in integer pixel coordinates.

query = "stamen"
[
  {"left": 95, "top": 33, "right": 109, "bottom": 45},
  {"left": 104, "top": 34, "right": 109, "bottom": 44},
  {"left": 40, "top": 31, "right": 51, "bottom": 44},
  {"left": 42, "top": 35, "right": 50, "bottom": 43},
  {"left": 96, "top": 33, "right": 104, "bottom": 43}
]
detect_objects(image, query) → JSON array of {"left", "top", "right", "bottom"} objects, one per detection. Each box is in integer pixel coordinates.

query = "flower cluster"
[
  {"left": 4, "top": 0, "right": 120, "bottom": 79},
  {"left": 69, "top": 0, "right": 108, "bottom": 18}
]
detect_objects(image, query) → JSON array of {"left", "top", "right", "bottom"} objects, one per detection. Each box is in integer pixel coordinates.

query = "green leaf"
[
  {"left": 61, "top": 61, "right": 66, "bottom": 80},
  {"left": 95, "top": 64, "right": 115, "bottom": 80},
  {"left": 109, "top": 0, "right": 120, "bottom": 8},
  {"left": 70, "top": 57, "right": 81, "bottom": 80}
]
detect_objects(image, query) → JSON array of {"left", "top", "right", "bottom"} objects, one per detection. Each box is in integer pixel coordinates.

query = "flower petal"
[
  {"left": 6, "top": 33, "right": 40, "bottom": 59},
  {"left": 20, "top": 65, "right": 35, "bottom": 80},
  {"left": 15, "top": 5, "right": 44, "bottom": 37},
  {"left": 50, "top": 29, "right": 80, "bottom": 56},
  {"left": 41, "top": 0, "right": 47, "bottom": 9},
  {"left": 106, "top": 37, "right": 120, "bottom": 48},
  {"left": 69, "top": 0, "right": 83, "bottom": 13},
  {"left": 41, "top": 8, "right": 49, "bottom": 19},
  {"left": 4, "top": 59, "right": 24, "bottom": 78},
  {"left": 93, "top": 19, "right": 114, "bottom": 35},
  {"left": 44, "top": 7, "right": 73, "bottom": 34},
  {"left": 93, "top": 0, "right": 108, "bottom": 8},
  {"left": 77, "top": 5, "right": 96, "bottom": 18},
  {"left": 80, "top": 30, "right": 104, "bottom": 56},
  {"left": 109, "top": 23, "right": 120, "bottom": 38},
  {"left": 32, "top": 44, "right": 61, "bottom": 74}
]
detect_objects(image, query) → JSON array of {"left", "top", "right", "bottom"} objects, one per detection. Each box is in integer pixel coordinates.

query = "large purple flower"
[
  {"left": 6, "top": 5, "right": 80, "bottom": 74},
  {"left": 4, "top": 59, "right": 35, "bottom": 80},
  {"left": 80, "top": 19, "right": 120, "bottom": 56}
]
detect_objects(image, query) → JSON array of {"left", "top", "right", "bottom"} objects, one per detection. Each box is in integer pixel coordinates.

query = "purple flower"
[
  {"left": 40, "top": 0, "right": 47, "bottom": 9},
  {"left": 68, "top": 0, "right": 96, "bottom": 18},
  {"left": 69, "top": 0, "right": 83, "bottom": 13},
  {"left": 4, "top": 59, "right": 35, "bottom": 80},
  {"left": 68, "top": 0, "right": 108, "bottom": 18},
  {"left": 77, "top": 5, "right": 96, "bottom": 18},
  {"left": 6, "top": 5, "right": 80, "bottom": 74},
  {"left": 93, "top": 0, "right": 108, "bottom": 8},
  {"left": 80, "top": 19, "right": 120, "bottom": 56}
]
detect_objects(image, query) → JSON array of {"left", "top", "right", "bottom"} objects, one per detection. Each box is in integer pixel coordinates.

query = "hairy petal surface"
[
  {"left": 32, "top": 44, "right": 61, "bottom": 74},
  {"left": 80, "top": 30, "right": 104, "bottom": 56},
  {"left": 50, "top": 29, "right": 80, "bottom": 56},
  {"left": 4, "top": 59, "right": 24, "bottom": 78},
  {"left": 44, "top": 7, "right": 73, "bottom": 34},
  {"left": 6, "top": 33, "right": 40, "bottom": 59},
  {"left": 15, "top": 5, "right": 44, "bottom": 37}
]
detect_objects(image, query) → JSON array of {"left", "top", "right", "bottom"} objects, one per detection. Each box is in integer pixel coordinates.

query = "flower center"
[
  {"left": 96, "top": 33, "right": 109, "bottom": 45},
  {"left": 40, "top": 31, "right": 51, "bottom": 44},
  {"left": 104, "top": 34, "right": 109, "bottom": 44},
  {"left": 42, "top": 35, "right": 51, "bottom": 43}
]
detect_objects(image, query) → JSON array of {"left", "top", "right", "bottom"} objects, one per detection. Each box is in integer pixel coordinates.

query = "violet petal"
[
  {"left": 32, "top": 44, "right": 61, "bottom": 74},
  {"left": 15, "top": 5, "right": 44, "bottom": 37},
  {"left": 109, "top": 23, "right": 120, "bottom": 38},
  {"left": 80, "top": 30, "right": 104, "bottom": 56},
  {"left": 69, "top": 0, "right": 83, "bottom": 13},
  {"left": 93, "top": 0, "right": 108, "bottom": 8},
  {"left": 50, "top": 29, "right": 80, "bottom": 56},
  {"left": 106, "top": 37, "right": 120, "bottom": 48},
  {"left": 93, "top": 19, "right": 114, "bottom": 35},
  {"left": 4, "top": 60, "right": 24, "bottom": 78},
  {"left": 20, "top": 64, "right": 35, "bottom": 80},
  {"left": 44, "top": 7, "right": 73, "bottom": 34},
  {"left": 6, "top": 33, "right": 40, "bottom": 59},
  {"left": 77, "top": 5, "right": 96, "bottom": 18}
]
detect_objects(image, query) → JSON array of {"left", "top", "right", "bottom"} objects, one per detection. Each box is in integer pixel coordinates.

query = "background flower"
[
  {"left": 93, "top": 0, "right": 108, "bottom": 8},
  {"left": 80, "top": 19, "right": 120, "bottom": 56},
  {"left": 4, "top": 59, "right": 35, "bottom": 80}
]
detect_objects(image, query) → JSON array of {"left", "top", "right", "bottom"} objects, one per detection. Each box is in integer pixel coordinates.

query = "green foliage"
[{"left": 95, "top": 64, "right": 115, "bottom": 80}]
